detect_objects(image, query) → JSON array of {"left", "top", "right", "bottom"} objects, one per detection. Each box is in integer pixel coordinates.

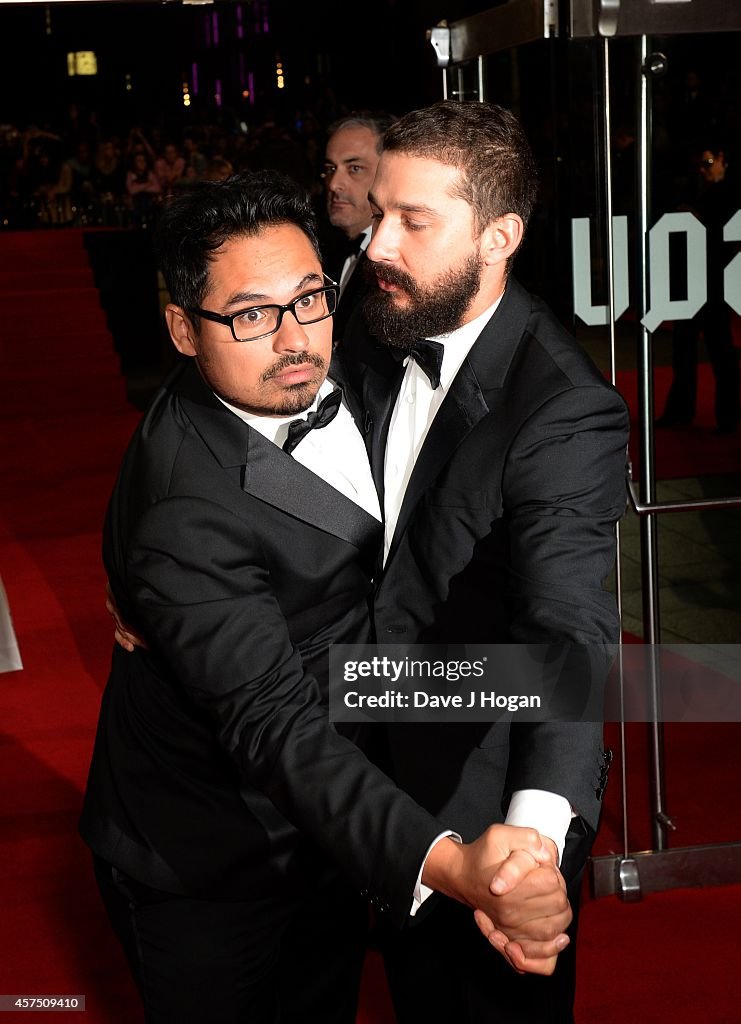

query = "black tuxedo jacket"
[
  {"left": 336, "top": 276, "right": 631, "bottom": 848},
  {"left": 321, "top": 223, "right": 372, "bottom": 348},
  {"left": 79, "top": 359, "right": 442, "bottom": 925},
  {"left": 332, "top": 252, "right": 371, "bottom": 347}
]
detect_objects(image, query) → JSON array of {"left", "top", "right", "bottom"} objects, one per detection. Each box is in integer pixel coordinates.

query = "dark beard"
[
  {"left": 362, "top": 254, "right": 482, "bottom": 351},
  {"left": 260, "top": 352, "right": 327, "bottom": 415}
]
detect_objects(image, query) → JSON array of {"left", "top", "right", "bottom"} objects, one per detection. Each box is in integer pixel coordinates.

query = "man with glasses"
[{"left": 80, "top": 171, "right": 572, "bottom": 1024}]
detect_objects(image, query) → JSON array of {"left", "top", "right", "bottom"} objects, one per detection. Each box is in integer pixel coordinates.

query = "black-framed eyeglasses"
[{"left": 187, "top": 280, "right": 338, "bottom": 343}]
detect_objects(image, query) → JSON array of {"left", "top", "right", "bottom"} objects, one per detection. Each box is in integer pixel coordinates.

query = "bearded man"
[{"left": 337, "top": 100, "right": 630, "bottom": 1024}]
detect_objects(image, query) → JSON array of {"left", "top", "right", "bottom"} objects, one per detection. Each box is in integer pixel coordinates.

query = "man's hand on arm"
[
  {"left": 421, "top": 825, "right": 572, "bottom": 976},
  {"left": 105, "top": 580, "right": 148, "bottom": 652}
]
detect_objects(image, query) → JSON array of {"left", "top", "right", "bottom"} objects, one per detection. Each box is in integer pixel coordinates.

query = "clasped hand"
[
  {"left": 423, "top": 825, "right": 572, "bottom": 976},
  {"left": 104, "top": 585, "right": 572, "bottom": 975}
]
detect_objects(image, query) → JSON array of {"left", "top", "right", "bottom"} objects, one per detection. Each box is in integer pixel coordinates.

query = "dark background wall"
[{"left": 0, "top": 0, "right": 498, "bottom": 135}]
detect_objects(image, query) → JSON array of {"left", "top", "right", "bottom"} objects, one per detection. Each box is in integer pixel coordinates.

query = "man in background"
[{"left": 321, "top": 111, "right": 395, "bottom": 343}]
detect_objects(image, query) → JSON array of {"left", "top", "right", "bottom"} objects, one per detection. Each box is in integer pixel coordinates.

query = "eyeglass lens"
[{"left": 232, "top": 289, "right": 335, "bottom": 340}]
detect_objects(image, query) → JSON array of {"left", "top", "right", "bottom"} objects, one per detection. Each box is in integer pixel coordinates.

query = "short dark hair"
[
  {"left": 381, "top": 101, "right": 538, "bottom": 241},
  {"left": 325, "top": 111, "right": 398, "bottom": 156},
  {"left": 154, "top": 170, "right": 321, "bottom": 319}
]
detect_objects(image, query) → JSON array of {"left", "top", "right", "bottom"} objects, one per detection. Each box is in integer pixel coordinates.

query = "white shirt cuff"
[
  {"left": 504, "top": 789, "right": 574, "bottom": 866},
  {"left": 410, "top": 830, "right": 462, "bottom": 916}
]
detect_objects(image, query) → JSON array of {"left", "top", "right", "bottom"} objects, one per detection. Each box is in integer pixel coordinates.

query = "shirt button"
[{"left": 406, "top": 393, "right": 415, "bottom": 404}]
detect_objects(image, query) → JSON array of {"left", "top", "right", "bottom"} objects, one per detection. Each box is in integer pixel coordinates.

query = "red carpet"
[
  {"left": 1, "top": 229, "right": 740, "bottom": 1022},
  {"left": 0, "top": 229, "right": 146, "bottom": 1021}
]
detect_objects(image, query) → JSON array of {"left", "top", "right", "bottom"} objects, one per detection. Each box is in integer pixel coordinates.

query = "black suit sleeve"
[
  {"left": 125, "top": 495, "right": 443, "bottom": 926},
  {"left": 501, "top": 382, "right": 630, "bottom": 829}
]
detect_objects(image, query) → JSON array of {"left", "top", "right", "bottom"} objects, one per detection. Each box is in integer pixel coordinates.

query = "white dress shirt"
[
  {"left": 383, "top": 301, "right": 501, "bottom": 563},
  {"left": 218, "top": 378, "right": 381, "bottom": 521},
  {"left": 383, "top": 296, "right": 573, "bottom": 907}
]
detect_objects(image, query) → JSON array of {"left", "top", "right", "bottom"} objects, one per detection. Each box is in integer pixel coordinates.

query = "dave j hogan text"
[{"left": 343, "top": 690, "right": 541, "bottom": 712}]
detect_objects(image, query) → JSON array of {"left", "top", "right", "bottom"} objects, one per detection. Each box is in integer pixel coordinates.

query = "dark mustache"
[
  {"left": 366, "top": 260, "right": 417, "bottom": 293},
  {"left": 261, "top": 352, "right": 326, "bottom": 383}
]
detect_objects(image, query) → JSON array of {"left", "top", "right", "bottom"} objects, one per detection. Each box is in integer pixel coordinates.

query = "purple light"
[
  {"left": 191, "top": 62, "right": 199, "bottom": 96},
  {"left": 248, "top": 71, "right": 255, "bottom": 106},
  {"left": 215, "top": 78, "right": 222, "bottom": 108},
  {"left": 236, "top": 4, "right": 243, "bottom": 39},
  {"left": 212, "top": 12, "right": 219, "bottom": 47}
]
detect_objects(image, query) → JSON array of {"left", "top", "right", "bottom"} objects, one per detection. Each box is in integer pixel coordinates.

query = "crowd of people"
[{"left": 0, "top": 109, "right": 324, "bottom": 230}]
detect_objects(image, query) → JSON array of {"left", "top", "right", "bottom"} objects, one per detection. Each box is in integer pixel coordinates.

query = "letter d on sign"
[{"left": 642, "top": 212, "right": 707, "bottom": 332}]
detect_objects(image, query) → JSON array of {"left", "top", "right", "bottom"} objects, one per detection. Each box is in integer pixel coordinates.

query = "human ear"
[
  {"left": 480, "top": 214, "right": 524, "bottom": 267},
  {"left": 165, "top": 304, "right": 198, "bottom": 357}
]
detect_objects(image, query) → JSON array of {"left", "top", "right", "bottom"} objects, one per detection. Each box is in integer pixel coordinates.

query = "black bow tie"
[
  {"left": 282, "top": 386, "right": 343, "bottom": 454},
  {"left": 342, "top": 235, "right": 364, "bottom": 260},
  {"left": 407, "top": 339, "right": 445, "bottom": 390}
]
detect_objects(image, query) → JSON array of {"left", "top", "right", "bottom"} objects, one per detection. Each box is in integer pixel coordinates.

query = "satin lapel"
[
  {"left": 331, "top": 315, "right": 404, "bottom": 503},
  {"left": 464, "top": 276, "right": 534, "bottom": 390},
  {"left": 242, "top": 433, "right": 381, "bottom": 552},
  {"left": 178, "top": 361, "right": 381, "bottom": 552},
  {"left": 367, "top": 365, "right": 405, "bottom": 505},
  {"left": 328, "top": 356, "right": 367, "bottom": 441},
  {"left": 339, "top": 253, "right": 367, "bottom": 311},
  {"left": 384, "top": 276, "right": 534, "bottom": 563},
  {"left": 386, "top": 360, "right": 489, "bottom": 564}
]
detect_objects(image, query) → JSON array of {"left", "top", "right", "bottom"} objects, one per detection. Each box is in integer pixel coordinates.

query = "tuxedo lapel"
[
  {"left": 464, "top": 276, "right": 534, "bottom": 391},
  {"left": 384, "top": 277, "right": 534, "bottom": 563},
  {"left": 332, "top": 253, "right": 370, "bottom": 344},
  {"left": 368, "top": 366, "right": 404, "bottom": 505},
  {"left": 242, "top": 431, "right": 381, "bottom": 551},
  {"left": 178, "top": 361, "right": 381, "bottom": 552},
  {"left": 334, "top": 333, "right": 405, "bottom": 504},
  {"left": 386, "top": 361, "right": 488, "bottom": 564},
  {"left": 328, "top": 354, "right": 368, "bottom": 441}
]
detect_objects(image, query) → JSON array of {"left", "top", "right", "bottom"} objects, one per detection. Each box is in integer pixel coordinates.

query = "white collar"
[
  {"left": 215, "top": 378, "right": 336, "bottom": 447},
  {"left": 416, "top": 292, "right": 504, "bottom": 393}
]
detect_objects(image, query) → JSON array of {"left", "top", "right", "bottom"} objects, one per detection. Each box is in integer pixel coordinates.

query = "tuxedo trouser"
[
  {"left": 380, "top": 818, "right": 593, "bottom": 1024},
  {"left": 93, "top": 854, "right": 368, "bottom": 1024}
]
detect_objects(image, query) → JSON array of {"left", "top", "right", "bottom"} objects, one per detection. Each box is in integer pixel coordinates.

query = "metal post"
[
  {"left": 636, "top": 36, "right": 675, "bottom": 852},
  {"left": 600, "top": 35, "right": 641, "bottom": 899}
]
